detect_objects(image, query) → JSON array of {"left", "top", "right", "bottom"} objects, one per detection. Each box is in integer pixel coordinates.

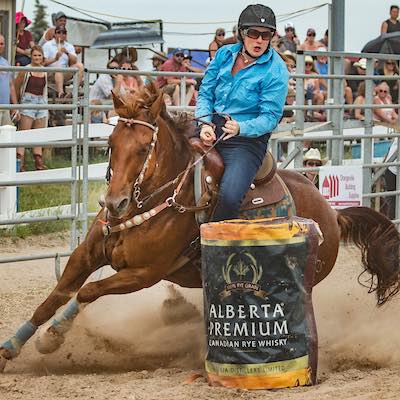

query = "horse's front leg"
[
  {"left": 37, "top": 265, "right": 162, "bottom": 354},
  {"left": 76, "top": 265, "right": 161, "bottom": 304},
  {"left": 0, "top": 240, "right": 104, "bottom": 371}
]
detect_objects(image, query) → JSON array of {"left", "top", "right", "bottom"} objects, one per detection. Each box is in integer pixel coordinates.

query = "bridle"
[
  {"left": 101, "top": 114, "right": 227, "bottom": 236},
  {"left": 106, "top": 117, "right": 159, "bottom": 210}
]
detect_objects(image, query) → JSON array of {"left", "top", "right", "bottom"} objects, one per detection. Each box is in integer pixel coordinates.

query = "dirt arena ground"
[{"left": 1, "top": 234, "right": 400, "bottom": 400}]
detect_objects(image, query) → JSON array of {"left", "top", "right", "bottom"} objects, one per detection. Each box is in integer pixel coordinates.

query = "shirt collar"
[{"left": 228, "top": 43, "right": 274, "bottom": 64}]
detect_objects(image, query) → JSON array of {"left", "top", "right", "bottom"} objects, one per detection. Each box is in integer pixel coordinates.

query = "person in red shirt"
[
  {"left": 15, "top": 12, "right": 34, "bottom": 66},
  {"left": 156, "top": 48, "right": 196, "bottom": 106}
]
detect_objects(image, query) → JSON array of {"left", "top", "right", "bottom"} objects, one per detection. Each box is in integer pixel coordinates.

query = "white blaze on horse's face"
[
  {"left": 105, "top": 121, "right": 156, "bottom": 217},
  {"left": 242, "top": 26, "right": 271, "bottom": 58}
]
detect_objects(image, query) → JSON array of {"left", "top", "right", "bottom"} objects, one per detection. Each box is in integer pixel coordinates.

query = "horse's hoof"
[
  {"left": 0, "top": 355, "right": 7, "bottom": 373},
  {"left": 35, "top": 327, "right": 65, "bottom": 354}
]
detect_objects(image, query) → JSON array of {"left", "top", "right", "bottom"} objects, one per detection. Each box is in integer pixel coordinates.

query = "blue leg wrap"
[
  {"left": 1, "top": 321, "right": 38, "bottom": 358},
  {"left": 52, "top": 298, "right": 80, "bottom": 331}
]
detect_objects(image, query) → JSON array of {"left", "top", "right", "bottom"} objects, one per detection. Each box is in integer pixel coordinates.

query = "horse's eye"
[{"left": 138, "top": 146, "right": 149, "bottom": 156}]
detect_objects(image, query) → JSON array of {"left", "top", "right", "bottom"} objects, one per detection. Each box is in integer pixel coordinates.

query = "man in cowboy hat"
[
  {"left": 303, "top": 148, "right": 323, "bottom": 187},
  {"left": 149, "top": 52, "right": 167, "bottom": 71}
]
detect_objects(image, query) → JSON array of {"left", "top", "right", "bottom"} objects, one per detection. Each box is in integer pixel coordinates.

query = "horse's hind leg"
[{"left": 0, "top": 242, "right": 102, "bottom": 370}]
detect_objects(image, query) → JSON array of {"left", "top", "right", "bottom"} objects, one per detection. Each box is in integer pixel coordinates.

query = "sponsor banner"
[{"left": 319, "top": 165, "right": 363, "bottom": 209}]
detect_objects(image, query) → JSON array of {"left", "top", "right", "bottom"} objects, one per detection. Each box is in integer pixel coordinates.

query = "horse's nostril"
[{"left": 117, "top": 198, "right": 129, "bottom": 213}]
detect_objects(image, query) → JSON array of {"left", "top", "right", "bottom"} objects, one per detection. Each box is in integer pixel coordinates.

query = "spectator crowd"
[{"left": 1, "top": 6, "right": 400, "bottom": 174}]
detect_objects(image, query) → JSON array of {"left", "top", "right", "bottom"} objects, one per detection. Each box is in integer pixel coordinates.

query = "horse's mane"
[{"left": 114, "top": 83, "right": 193, "bottom": 154}]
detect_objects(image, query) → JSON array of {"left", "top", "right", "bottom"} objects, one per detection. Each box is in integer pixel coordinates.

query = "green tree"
[{"left": 30, "top": 0, "right": 49, "bottom": 43}]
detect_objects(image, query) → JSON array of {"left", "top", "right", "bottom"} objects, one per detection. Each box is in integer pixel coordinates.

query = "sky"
[{"left": 16, "top": 0, "right": 396, "bottom": 52}]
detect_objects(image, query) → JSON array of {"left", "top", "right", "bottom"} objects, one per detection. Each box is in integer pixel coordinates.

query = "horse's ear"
[
  {"left": 112, "top": 90, "right": 130, "bottom": 118},
  {"left": 149, "top": 91, "right": 165, "bottom": 119},
  {"left": 145, "top": 78, "right": 157, "bottom": 95},
  {"left": 112, "top": 90, "right": 126, "bottom": 110}
]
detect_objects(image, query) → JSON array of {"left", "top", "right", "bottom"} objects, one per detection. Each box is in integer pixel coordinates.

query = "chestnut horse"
[{"left": 1, "top": 84, "right": 399, "bottom": 372}]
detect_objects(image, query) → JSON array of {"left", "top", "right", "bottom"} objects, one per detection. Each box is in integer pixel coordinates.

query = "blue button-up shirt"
[{"left": 195, "top": 44, "right": 289, "bottom": 138}]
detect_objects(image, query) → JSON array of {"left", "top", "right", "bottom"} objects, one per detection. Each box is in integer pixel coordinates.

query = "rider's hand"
[
  {"left": 222, "top": 119, "right": 240, "bottom": 140},
  {"left": 200, "top": 124, "right": 216, "bottom": 146}
]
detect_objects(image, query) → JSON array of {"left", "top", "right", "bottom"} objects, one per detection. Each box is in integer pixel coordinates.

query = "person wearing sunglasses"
[
  {"left": 42, "top": 25, "right": 83, "bottom": 98},
  {"left": 302, "top": 148, "right": 323, "bottom": 187},
  {"left": 209, "top": 28, "right": 226, "bottom": 60},
  {"left": 379, "top": 60, "right": 399, "bottom": 103},
  {"left": 222, "top": 25, "right": 239, "bottom": 45},
  {"left": 196, "top": 4, "right": 289, "bottom": 221},
  {"left": 373, "top": 81, "right": 398, "bottom": 124},
  {"left": 299, "top": 28, "right": 326, "bottom": 51},
  {"left": 278, "top": 21, "right": 299, "bottom": 54},
  {"left": 156, "top": 48, "right": 196, "bottom": 106},
  {"left": 89, "top": 59, "right": 122, "bottom": 103},
  {"left": 119, "top": 62, "right": 144, "bottom": 96}
]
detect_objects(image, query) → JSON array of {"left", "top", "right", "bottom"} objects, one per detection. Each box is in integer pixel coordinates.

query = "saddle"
[
  {"left": 189, "top": 137, "right": 291, "bottom": 219},
  {"left": 167, "top": 138, "right": 294, "bottom": 279}
]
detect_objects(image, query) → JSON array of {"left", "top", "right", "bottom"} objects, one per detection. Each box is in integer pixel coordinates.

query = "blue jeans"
[{"left": 211, "top": 115, "right": 269, "bottom": 221}]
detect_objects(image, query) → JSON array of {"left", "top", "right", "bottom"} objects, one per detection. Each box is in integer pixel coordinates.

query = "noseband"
[{"left": 106, "top": 117, "right": 159, "bottom": 209}]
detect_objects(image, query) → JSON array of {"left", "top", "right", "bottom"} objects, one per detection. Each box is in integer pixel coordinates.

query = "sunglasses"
[
  {"left": 121, "top": 67, "right": 132, "bottom": 70},
  {"left": 243, "top": 28, "right": 272, "bottom": 41},
  {"left": 285, "top": 28, "right": 294, "bottom": 32},
  {"left": 307, "top": 33, "right": 316, "bottom": 37},
  {"left": 305, "top": 62, "right": 314, "bottom": 66},
  {"left": 175, "top": 53, "right": 184, "bottom": 58},
  {"left": 306, "top": 161, "right": 321, "bottom": 167},
  {"left": 379, "top": 89, "right": 388, "bottom": 93},
  {"left": 56, "top": 30, "right": 67, "bottom": 34},
  {"left": 217, "top": 32, "right": 225, "bottom": 37}
]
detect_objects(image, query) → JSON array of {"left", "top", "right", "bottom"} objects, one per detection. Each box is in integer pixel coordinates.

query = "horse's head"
[{"left": 104, "top": 83, "right": 165, "bottom": 217}]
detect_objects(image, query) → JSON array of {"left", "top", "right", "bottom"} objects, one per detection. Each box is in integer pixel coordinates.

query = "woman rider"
[{"left": 195, "top": 4, "right": 289, "bottom": 221}]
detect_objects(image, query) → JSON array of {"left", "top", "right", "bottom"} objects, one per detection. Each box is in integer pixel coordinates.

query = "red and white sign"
[{"left": 319, "top": 166, "right": 363, "bottom": 209}]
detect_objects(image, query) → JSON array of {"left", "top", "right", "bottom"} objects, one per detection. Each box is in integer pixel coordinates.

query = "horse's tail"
[{"left": 337, "top": 206, "right": 400, "bottom": 306}]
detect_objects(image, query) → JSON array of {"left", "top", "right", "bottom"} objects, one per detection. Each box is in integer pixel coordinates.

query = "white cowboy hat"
[
  {"left": 354, "top": 58, "right": 367, "bottom": 70},
  {"left": 304, "top": 148, "right": 323, "bottom": 164},
  {"left": 305, "top": 55, "right": 314, "bottom": 63}
]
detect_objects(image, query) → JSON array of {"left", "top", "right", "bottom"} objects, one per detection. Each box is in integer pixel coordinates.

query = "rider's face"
[{"left": 242, "top": 26, "right": 271, "bottom": 58}]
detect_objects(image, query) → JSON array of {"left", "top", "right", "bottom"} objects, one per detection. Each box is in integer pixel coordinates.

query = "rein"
[{"left": 101, "top": 115, "right": 226, "bottom": 236}]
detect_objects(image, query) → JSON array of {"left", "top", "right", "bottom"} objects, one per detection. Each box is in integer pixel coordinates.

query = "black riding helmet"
[{"left": 238, "top": 4, "right": 276, "bottom": 42}]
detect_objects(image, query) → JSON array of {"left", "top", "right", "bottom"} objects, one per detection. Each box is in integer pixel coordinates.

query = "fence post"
[
  {"left": 331, "top": 55, "right": 344, "bottom": 165},
  {"left": 362, "top": 59, "right": 374, "bottom": 207},
  {"left": 180, "top": 76, "right": 187, "bottom": 108},
  {"left": 81, "top": 70, "right": 90, "bottom": 237},
  {"left": 293, "top": 51, "right": 305, "bottom": 168},
  {"left": 70, "top": 70, "right": 79, "bottom": 249},
  {"left": 0, "top": 125, "right": 17, "bottom": 220}
]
